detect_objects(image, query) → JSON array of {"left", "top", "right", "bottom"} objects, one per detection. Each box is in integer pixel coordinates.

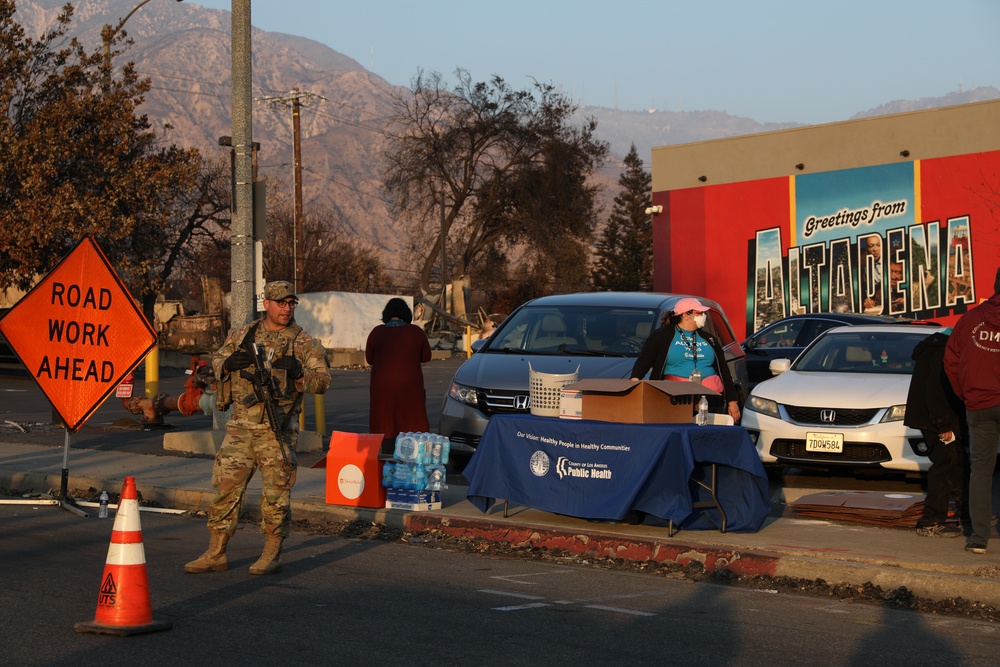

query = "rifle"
[{"left": 238, "top": 335, "right": 294, "bottom": 471}]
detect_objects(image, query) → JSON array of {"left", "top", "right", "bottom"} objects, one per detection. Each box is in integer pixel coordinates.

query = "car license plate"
[{"left": 806, "top": 432, "right": 844, "bottom": 453}]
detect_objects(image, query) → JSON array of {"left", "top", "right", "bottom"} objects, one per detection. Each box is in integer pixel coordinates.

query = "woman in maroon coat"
[{"left": 366, "top": 298, "right": 432, "bottom": 448}]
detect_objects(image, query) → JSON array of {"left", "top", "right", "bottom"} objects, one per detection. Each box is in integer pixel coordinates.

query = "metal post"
[
  {"left": 292, "top": 95, "right": 304, "bottom": 290},
  {"left": 230, "top": 0, "right": 255, "bottom": 327},
  {"left": 440, "top": 192, "right": 447, "bottom": 311}
]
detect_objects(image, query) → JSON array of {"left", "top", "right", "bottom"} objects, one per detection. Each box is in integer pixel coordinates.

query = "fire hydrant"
[{"left": 120, "top": 355, "right": 215, "bottom": 425}]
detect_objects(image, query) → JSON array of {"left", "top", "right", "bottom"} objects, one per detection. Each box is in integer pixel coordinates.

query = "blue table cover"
[{"left": 463, "top": 414, "right": 771, "bottom": 532}]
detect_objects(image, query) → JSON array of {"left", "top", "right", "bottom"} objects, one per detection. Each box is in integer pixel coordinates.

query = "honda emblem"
[
  {"left": 820, "top": 409, "right": 836, "bottom": 423},
  {"left": 514, "top": 395, "right": 530, "bottom": 410}
]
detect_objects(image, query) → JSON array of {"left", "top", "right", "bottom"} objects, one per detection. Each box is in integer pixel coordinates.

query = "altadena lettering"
[{"left": 752, "top": 215, "right": 975, "bottom": 323}]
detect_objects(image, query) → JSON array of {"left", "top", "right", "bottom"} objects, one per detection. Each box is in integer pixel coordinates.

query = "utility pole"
[
  {"left": 260, "top": 89, "right": 326, "bottom": 292},
  {"left": 230, "top": 0, "right": 255, "bottom": 327},
  {"left": 440, "top": 192, "right": 447, "bottom": 312}
]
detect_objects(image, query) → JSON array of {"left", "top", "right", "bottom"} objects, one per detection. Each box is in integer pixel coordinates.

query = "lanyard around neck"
[{"left": 678, "top": 328, "right": 698, "bottom": 364}]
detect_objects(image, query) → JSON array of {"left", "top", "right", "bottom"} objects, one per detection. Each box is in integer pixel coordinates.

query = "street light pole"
[
  {"left": 230, "top": 0, "right": 256, "bottom": 328},
  {"left": 101, "top": 0, "right": 184, "bottom": 93}
]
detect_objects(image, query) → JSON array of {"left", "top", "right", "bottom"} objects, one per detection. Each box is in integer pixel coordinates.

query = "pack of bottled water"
[
  {"left": 392, "top": 432, "right": 450, "bottom": 466},
  {"left": 381, "top": 460, "right": 447, "bottom": 492},
  {"left": 383, "top": 432, "right": 450, "bottom": 509}
]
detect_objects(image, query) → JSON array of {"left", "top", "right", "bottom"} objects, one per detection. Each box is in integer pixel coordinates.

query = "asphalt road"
[{"left": 5, "top": 505, "right": 1000, "bottom": 666}]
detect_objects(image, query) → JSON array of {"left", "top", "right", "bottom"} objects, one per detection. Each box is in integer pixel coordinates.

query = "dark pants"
[
  {"left": 966, "top": 406, "right": 1000, "bottom": 545},
  {"left": 917, "top": 429, "right": 966, "bottom": 526}
]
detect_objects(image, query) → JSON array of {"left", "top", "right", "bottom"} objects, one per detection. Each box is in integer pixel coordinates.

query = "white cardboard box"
[
  {"left": 385, "top": 489, "right": 442, "bottom": 511},
  {"left": 559, "top": 388, "right": 583, "bottom": 419}
]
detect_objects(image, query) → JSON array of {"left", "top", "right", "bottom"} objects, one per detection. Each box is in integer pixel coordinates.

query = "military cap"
[{"left": 264, "top": 280, "right": 296, "bottom": 301}]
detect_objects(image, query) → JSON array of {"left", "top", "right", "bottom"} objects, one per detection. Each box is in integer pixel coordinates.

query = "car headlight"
[
  {"left": 881, "top": 404, "right": 906, "bottom": 423},
  {"left": 746, "top": 396, "right": 780, "bottom": 419},
  {"left": 448, "top": 381, "right": 479, "bottom": 407}
]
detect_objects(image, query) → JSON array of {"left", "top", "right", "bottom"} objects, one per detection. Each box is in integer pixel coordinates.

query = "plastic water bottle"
[
  {"left": 395, "top": 433, "right": 416, "bottom": 462},
  {"left": 697, "top": 396, "right": 709, "bottom": 426},
  {"left": 441, "top": 436, "right": 451, "bottom": 465},
  {"left": 430, "top": 436, "right": 443, "bottom": 465},
  {"left": 393, "top": 461, "right": 411, "bottom": 489},
  {"left": 426, "top": 464, "right": 446, "bottom": 491},
  {"left": 416, "top": 433, "right": 430, "bottom": 464},
  {"left": 382, "top": 461, "right": 395, "bottom": 488},
  {"left": 412, "top": 463, "right": 426, "bottom": 491},
  {"left": 98, "top": 491, "right": 109, "bottom": 519}
]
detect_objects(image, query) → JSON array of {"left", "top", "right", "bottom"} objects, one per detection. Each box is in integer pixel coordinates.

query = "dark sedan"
[{"left": 742, "top": 313, "right": 909, "bottom": 390}]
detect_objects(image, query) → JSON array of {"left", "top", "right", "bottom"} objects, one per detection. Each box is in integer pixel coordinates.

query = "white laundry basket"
[{"left": 528, "top": 363, "right": 579, "bottom": 417}]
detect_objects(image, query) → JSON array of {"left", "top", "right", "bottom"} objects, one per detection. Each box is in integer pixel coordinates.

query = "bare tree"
[
  {"left": 383, "top": 69, "right": 608, "bottom": 302},
  {"left": 261, "top": 204, "right": 389, "bottom": 294}
]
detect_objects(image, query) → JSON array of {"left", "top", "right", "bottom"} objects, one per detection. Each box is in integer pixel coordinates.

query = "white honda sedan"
[{"left": 741, "top": 324, "right": 945, "bottom": 473}]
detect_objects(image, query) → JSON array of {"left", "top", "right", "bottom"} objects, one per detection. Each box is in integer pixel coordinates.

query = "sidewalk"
[{"left": 2, "top": 439, "right": 999, "bottom": 607}]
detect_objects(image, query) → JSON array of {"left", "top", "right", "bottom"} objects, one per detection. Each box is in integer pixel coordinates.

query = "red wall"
[{"left": 653, "top": 150, "right": 1000, "bottom": 338}]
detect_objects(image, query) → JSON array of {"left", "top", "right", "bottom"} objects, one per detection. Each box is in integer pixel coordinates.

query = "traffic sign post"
[{"left": 0, "top": 237, "right": 157, "bottom": 515}]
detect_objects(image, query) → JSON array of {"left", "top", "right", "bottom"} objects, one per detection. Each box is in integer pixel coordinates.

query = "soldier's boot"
[
  {"left": 184, "top": 530, "right": 230, "bottom": 573},
  {"left": 248, "top": 534, "right": 284, "bottom": 575}
]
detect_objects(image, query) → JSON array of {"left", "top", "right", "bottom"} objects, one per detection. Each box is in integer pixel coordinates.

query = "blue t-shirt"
[{"left": 662, "top": 328, "right": 717, "bottom": 378}]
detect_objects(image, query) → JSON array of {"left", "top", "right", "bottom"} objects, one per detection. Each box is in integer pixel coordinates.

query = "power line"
[{"left": 300, "top": 165, "right": 394, "bottom": 207}]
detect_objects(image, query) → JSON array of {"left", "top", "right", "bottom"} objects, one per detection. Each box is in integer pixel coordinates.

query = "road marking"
[
  {"left": 585, "top": 605, "right": 656, "bottom": 617},
  {"left": 494, "top": 603, "right": 551, "bottom": 612},
  {"left": 490, "top": 570, "right": 577, "bottom": 585},
  {"left": 478, "top": 588, "right": 657, "bottom": 617},
  {"left": 478, "top": 589, "right": 546, "bottom": 600}
]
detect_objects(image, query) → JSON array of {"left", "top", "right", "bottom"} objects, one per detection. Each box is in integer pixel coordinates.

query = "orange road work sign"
[{"left": 0, "top": 237, "right": 157, "bottom": 432}]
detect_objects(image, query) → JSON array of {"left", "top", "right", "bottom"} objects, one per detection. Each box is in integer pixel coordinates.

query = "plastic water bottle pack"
[
  {"left": 393, "top": 432, "right": 451, "bottom": 465},
  {"left": 384, "top": 432, "right": 452, "bottom": 491}
]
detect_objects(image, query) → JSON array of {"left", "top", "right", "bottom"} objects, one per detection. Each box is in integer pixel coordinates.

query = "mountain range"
[{"left": 15, "top": 0, "right": 1000, "bottom": 264}]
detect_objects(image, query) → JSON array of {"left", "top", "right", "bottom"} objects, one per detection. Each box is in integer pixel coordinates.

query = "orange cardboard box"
[
  {"left": 324, "top": 431, "right": 386, "bottom": 508},
  {"left": 564, "top": 379, "right": 720, "bottom": 424}
]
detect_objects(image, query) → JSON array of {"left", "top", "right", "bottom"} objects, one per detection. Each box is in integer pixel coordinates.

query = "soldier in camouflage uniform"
[{"left": 185, "top": 281, "right": 331, "bottom": 575}]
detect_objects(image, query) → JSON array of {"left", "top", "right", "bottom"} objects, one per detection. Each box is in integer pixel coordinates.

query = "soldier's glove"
[
  {"left": 273, "top": 355, "right": 304, "bottom": 380},
  {"left": 223, "top": 349, "right": 255, "bottom": 373}
]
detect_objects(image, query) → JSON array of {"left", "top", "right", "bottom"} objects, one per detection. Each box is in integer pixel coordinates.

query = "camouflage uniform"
[{"left": 210, "top": 315, "right": 330, "bottom": 538}]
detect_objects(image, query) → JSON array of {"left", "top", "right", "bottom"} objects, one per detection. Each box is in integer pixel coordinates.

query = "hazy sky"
[{"left": 188, "top": 0, "right": 1000, "bottom": 125}]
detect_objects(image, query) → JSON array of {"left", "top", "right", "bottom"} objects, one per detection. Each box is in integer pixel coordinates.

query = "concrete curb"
[{"left": 404, "top": 513, "right": 1000, "bottom": 608}]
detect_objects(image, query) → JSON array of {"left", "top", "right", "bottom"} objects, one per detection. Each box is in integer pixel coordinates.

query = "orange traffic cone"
[{"left": 74, "top": 476, "right": 171, "bottom": 636}]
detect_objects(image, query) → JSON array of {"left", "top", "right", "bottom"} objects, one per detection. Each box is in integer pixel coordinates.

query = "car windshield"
[
  {"left": 485, "top": 306, "right": 661, "bottom": 356},
  {"left": 792, "top": 330, "right": 932, "bottom": 374}
]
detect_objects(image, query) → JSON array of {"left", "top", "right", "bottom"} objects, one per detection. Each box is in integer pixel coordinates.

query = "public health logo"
[{"left": 529, "top": 451, "right": 550, "bottom": 477}]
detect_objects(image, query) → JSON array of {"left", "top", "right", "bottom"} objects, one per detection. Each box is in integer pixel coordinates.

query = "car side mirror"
[
  {"left": 743, "top": 337, "right": 756, "bottom": 352},
  {"left": 769, "top": 358, "right": 791, "bottom": 375},
  {"left": 471, "top": 339, "right": 487, "bottom": 353}
]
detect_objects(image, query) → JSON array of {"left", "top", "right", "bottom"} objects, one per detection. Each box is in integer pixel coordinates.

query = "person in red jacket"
[
  {"left": 944, "top": 267, "right": 1000, "bottom": 554},
  {"left": 366, "top": 298, "right": 432, "bottom": 454}
]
